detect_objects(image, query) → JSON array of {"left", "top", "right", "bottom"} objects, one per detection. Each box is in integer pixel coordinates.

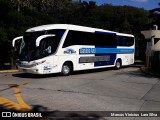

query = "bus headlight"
[{"left": 31, "top": 60, "right": 46, "bottom": 67}]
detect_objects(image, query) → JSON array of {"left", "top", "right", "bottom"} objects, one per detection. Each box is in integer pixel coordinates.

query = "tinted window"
[
  {"left": 63, "top": 30, "right": 94, "bottom": 47},
  {"left": 117, "top": 36, "right": 134, "bottom": 46},
  {"left": 64, "top": 30, "right": 134, "bottom": 47},
  {"left": 19, "top": 29, "right": 65, "bottom": 61},
  {"left": 39, "top": 37, "right": 55, "bottom": 57},
  {"left": 94, "top": 32, "right": 117, "bottom": 46},
  {"left": 47, "top": 29, "right": 65, "bottom": 43}
]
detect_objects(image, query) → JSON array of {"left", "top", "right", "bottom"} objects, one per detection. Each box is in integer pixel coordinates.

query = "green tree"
[
  {"left": 149, "top": 3, "right": 160, "bottom": 28},
  {"left": 11, "top": 0, "right": 32, "bottom": 12}
]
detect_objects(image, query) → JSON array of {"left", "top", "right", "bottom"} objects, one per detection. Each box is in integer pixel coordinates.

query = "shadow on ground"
[
  {"left": 12, "top": 73, "right": 59, "bottom": 79},
  {"left": 115, "top": 68, "right": 160, "bottom": 79},
  {"left": 11, "top": 66, "right": 151, "bottom": 80},
  {"left": 12, "top": 67, "right": 116, "bottom": 79},
  {"left": 0, "top": 105, "right": 104, "bottom": 120}
]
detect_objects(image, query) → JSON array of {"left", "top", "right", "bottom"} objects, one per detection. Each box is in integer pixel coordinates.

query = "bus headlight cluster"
[{"left": 31, "top": 60, "right": 46, "bottom": 67}]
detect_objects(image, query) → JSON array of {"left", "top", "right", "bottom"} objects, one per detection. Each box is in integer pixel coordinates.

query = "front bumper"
[{"left": 18, "top": 67, "right": 43, "bottom": 74}]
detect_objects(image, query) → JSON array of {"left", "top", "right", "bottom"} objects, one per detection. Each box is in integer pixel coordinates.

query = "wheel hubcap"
[
  {"left": 63, "top": 65, "right": 70, "bottom": 74},
  {"left": 116, "top": 62, "right": 120, "bottom": 68}
]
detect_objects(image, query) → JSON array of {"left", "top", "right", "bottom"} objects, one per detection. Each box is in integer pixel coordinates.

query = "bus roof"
[
  {"left": 26, "top": 24, "right": 69, "bottom": 32},
  {"left": 26, "top": 24, "right": 134, "bottom": 37},
  {"left": 116, "top": 33, "right": 134, "bottom": 37}
]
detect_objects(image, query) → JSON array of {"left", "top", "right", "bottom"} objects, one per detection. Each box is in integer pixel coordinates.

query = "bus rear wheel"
[
  {"left": 61, "top": 63, "right": 71, "bottom": 76},
  {"left": 115, "top": 59, "right": 121, "bottom": 70}
]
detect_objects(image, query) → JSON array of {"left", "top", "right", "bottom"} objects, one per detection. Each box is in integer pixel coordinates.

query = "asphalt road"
[{"left": 0, "top": 67, "right": 160, "bottom": 120}]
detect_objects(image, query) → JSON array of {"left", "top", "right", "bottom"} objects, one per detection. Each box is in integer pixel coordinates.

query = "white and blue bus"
[{"left": 12, "top": 24, "right": 135, "bottom": 75}]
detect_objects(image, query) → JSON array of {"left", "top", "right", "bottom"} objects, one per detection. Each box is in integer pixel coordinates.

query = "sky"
[{"left": 83, "top": 0, "right": 160, "bottom": 10}]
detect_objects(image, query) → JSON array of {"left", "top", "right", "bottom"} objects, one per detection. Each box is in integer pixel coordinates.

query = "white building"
[{"left": 141, "top": 25, "right": 160, "bottom": 68}]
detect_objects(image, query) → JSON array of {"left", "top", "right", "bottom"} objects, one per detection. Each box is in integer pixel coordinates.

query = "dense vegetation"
[{"left": 0, "top": 0, "right": 159, "bottom": 69}]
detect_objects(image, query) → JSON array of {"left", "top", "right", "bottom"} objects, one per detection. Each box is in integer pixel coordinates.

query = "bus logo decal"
[
  {"left": 64, "top": 49, "right": 76, "bottom": 54},
  {"left": 44, "top": 66, "right": 52, "bottom": 70}
]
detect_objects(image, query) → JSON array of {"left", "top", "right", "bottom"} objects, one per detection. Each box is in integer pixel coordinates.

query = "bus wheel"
[
  {"left": 61, "top": 63, "right": 71, "bottom": 76},
  {"left": 115, "top": 59, "right": 121, "bottom": 70}
]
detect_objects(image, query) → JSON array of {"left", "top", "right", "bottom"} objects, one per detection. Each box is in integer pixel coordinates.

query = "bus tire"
[
  {"left": 61, "top": 63, "right": 72, "bottom": 76},
  {"left": 115, "top": 59, "right": 121, "bottom": 70}
]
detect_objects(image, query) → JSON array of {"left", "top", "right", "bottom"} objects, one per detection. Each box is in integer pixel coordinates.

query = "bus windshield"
[{"left": 18, "top": 29, "right": 65, "bottom": 61}]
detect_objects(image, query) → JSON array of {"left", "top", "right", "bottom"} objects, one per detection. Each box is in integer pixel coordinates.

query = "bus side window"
[
  {"left": 81, "top": 32, "right": 94, "bottom": 45},
  {"left": 117, "top": 36, "right": 126, "bottom": 46},
  {"left": 63, "top": 30, "right": 95, "bottom": 48},
  {"left": 63, "top": 31, "right": 79, "bottom": 47},
  {"left": 94, "top": 33, "right": 117, "bottom": 47},
  {"left": 117, "top": 36, "right": 134, "bottom": 46},
  {"left": 126, "top": 37, "right": 134, "bottom": 46}
]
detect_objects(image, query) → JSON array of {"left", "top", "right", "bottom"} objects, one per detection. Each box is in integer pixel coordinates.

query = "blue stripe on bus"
[
  {"left": 95, "top": 48, "right": 134, "bottom": 54},
  {"left": 79, "top": 48, "right": 134, "bottom": 54}
]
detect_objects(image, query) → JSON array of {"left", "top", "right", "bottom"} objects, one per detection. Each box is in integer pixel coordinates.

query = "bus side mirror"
[
  {"left": 36, "top": 34, "right": 55, "bottom": 47},
  {"left": 12, "top": 36, "right": 23, "bottom": 47}
]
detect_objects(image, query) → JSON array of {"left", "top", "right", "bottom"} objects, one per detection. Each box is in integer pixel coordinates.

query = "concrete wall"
[
  {"left": 141, "top": 30, "right": 160, "bottom": 51},
  {"left": 141, "top": 30, "right": 160, "bottom": 39}
]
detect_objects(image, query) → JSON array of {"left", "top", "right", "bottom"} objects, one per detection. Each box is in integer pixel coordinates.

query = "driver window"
[
  {"left": 40, "top": 37, "right": 53, "bottom": 57},
  {"left": 43, "top": 46, "right": 51, "bottom": 54}
]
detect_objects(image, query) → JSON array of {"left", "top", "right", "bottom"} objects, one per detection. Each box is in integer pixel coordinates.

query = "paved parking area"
[{"left": 0, "top": 67, "right": 160, "bottom": 120}]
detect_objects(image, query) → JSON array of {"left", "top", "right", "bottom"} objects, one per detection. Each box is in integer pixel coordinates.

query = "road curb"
[{"left": 0, "top": 70, "right": 19, "bottom": 73}]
